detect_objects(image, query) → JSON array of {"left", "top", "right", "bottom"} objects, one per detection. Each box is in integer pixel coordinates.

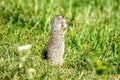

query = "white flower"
[
  {"left": 19, "top": 63, "right": 23, "bottom": 68},
  {"left": 18, "top": 44, "right": 32, "bottom": 51},
  {"left": 27, "top": 68, "right": 36, "bottom": 73}
]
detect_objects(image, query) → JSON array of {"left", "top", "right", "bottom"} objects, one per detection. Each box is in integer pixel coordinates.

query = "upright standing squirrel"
[{"left": 47, "top": 15, "right": 68, "bottom": 65}]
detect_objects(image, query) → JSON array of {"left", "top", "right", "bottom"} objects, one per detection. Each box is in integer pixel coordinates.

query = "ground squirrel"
[{"left": 47, "top": 15, "right": 68, "bottom": 65}]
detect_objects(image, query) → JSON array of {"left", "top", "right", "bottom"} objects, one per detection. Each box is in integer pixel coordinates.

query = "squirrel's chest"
[{"left": 48, "top": 35, "right": 64, "bottom": 50}]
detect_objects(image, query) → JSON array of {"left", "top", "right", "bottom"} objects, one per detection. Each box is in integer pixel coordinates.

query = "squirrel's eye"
[
  {"left": 61, "top": 22, "right": 63, "bottom": 24},
  {"left": 61, "top": 22, "right": 64, "bottom": 27},
  {"left": 62, "top": 24, "right": 64, "bottom": 27}
]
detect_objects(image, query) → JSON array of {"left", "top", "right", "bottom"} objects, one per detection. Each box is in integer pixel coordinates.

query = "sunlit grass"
[{"left": 0, "top": 0, "right": 120, "bottom": 79}]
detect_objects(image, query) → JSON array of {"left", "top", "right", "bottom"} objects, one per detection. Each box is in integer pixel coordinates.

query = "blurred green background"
[{"left": 0, "top": 0, "right": 120, "bottom": 80}]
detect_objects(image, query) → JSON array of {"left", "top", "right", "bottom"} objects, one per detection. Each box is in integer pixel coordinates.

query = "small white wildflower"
[
  {"left": 18, "top": 44, "right": 32, "bottom": 51},
  {"left": 27, "top": 68, "right": 36, "bottom": 73},
  {"left": 19, "top": 63, "right": 23, "bottom": 68}
]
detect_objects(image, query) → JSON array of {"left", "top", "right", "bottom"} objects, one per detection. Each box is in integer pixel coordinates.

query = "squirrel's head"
[{"left": 52, "top": 15, "right": 68, "bottom": 34}]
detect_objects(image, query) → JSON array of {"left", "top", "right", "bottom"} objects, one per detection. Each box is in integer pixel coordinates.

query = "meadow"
[{"left": 0, "top": 0, "right": 120, "bottom": 80}]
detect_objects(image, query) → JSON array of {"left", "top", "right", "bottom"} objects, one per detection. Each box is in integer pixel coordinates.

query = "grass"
[{"left": 0, "top": 0, "right": 120, "bottom": 80}]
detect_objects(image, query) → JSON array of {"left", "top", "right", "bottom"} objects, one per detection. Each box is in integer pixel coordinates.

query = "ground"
[{"left": 0, "top": 0, "right": 120, "bottom": 80}]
